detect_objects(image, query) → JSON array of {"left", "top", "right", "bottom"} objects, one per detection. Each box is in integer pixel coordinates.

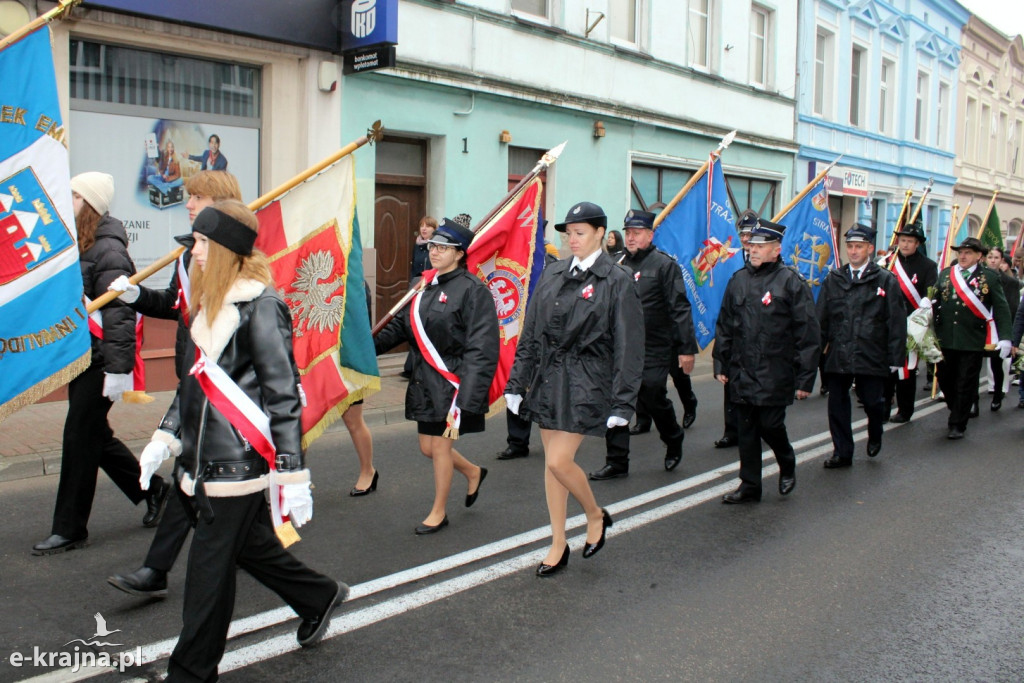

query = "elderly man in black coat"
[
  {"left": 818, "top": 225, "right": 906, "bottom": 468},
  {"left": 713, "top": 218, "right": 820, "bottom": 504}
]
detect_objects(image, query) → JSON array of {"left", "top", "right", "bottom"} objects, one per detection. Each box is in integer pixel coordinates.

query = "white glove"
[
  {"left": 107, "top": 275, "right": 140, "bottom": 304},
  {"left": 606, "top": 415, "right": 629, "bottom": 429},
  {"left": 139, "top": 429, "right": 182, "bottom": 490},
  {"left": 281, "top": 482, "right": 313, "bottom": 527},
  {"left": 889, "top": 366, "right": 901, "bottom": 374},
  {"left": 997, "top": 340, "right": 1012, "bottom": 359},
  {"left": 918, "top": 297, "right": 933, "bottom": 310},
  {"left": 504, "top": 393, "right": 523, "bottom": 415},
  {"left": 102, "top": 372, "right": 134, "bottom": 402}
]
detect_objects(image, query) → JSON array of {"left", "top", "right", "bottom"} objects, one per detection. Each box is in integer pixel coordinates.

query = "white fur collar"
[{"left": 191, "top": 278, "right": 267, "bottom": 361}]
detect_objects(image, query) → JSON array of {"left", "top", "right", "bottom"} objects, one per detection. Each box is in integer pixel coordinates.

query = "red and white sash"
[
  {"left": 84, "top": 296, "right": 146, "bottom": 391},
  {"left": 188, "top": 347, "right": 288, "bottom": 527},
  {"left": 174, "top": 254, "right": 191, "bottom": 326},
  {"left": 950, "top": 267, "right": 998, "bottom": 346},
  {"left": 892, "top": 258, "right": 922, "bottom": 378},
  {"left": 409, "top": 273, "right": 463, "bottom": 439}
]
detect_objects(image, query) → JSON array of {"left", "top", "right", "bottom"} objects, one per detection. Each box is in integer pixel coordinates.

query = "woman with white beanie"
[{"left": 32, "top": 172, "right": 171, "bottom": 555}]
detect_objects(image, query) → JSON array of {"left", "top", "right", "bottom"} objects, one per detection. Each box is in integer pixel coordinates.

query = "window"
[
  {"left": 1015, "top": 118, "right": 1023, "bottom": 175},
  {"left": 998, "top": 112, "right": 1008, "bottom": 171},
  {"left": 749, "top": 5, "right": 770, "bottom": 86},
  {"left": 630, "top": 163, "right": 776, "bottom": 218},
  {"left": 69, "top": 40, "right": 260, "bottom": 118},
  {"left": 914, "top": 70, "right": 929, "bottom": 142},
  {"left": 813, "top": 29, "right": 834, "bottom": 117},
  {"left": 980, "top": 103, "right": 991, "bottom": 165},
  {"left": 850, "top": 45, "right": 866, "bottom": 127},
  {"left": 964, "top": 96, "right": 977, "bottom": 160},
  {"left": 879, "top": 58, "right": 895, "bottom": 135},
  {"left": 510, "top": 0, "right": 547, "bottom": 18},
  {"left": 936, "top": 82, "right": 950, "bottom": 149},
  {"left": 688, "top": 0, "right": 711, "bottom": 68},
  {"left": 609, "top": 0, "right": 638, "bottom": 44}
]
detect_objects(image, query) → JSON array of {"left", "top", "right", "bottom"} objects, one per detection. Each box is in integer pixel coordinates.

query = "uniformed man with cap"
[
  {"left": 817, "top": 224, "right": 906, "bottom": 468},
  {"left": 713, "top": 210, "right": 759, "bottom": 450},
  {"left": 884, "top": 217, "right": 937, "bottom": 423},
  {"left": 713, "top": 218, "right": 820, "bottom": 503},
  {"left": 932, "top": 237, "right": 1013, "bottom": 439},
  {"left": 590, "top": 209, "right": 697, "bottom": 479}
]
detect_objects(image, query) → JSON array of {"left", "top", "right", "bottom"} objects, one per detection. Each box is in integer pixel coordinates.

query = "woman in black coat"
[
  {"left": 32, "top": 172, "right": 169, "bottom": 556},
  {"left": 505, "top": 202, "right": 644, "bottom": 576},
  {"left": 375, "top": 218, "right": 499, "bottom": 535},
  {"left": 985, "top": 247, "right": 1021, "bottom": 407}
]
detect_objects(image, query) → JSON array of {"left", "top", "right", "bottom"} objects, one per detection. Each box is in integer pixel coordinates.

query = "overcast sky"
[{"left": 957, "top": 0, "right": 1024, "bottom": 39}]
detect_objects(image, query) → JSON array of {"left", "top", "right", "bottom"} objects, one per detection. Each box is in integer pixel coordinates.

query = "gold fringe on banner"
[
  {"left": 299, "top": 371, "right": 381, "bottom": 451},
  {"left": 0, "top": 352, "right": 89, "bottom": 424}
]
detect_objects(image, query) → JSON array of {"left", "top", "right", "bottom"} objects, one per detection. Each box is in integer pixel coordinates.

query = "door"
[{"left": 374, "top": 184, "right": 424, "bottom": 321}]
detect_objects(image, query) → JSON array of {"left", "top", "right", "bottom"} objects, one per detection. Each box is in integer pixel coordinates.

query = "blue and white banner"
[
  {"left": 0, "top": 27, "right": 89, "bottom": 422},
  {"left": 653, "top": 154, "right": 743, "bottom": 350},
  {"left": 778, "top": 178, "right": 838, "bottom": 300}
]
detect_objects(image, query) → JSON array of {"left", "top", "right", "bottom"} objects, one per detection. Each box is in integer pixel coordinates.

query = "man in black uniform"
[
  {"left": 590, "top": 210, "right": 697, "bottom": 479},
  {"left": 713, "top": 218, "right": 820, "bottom": 503},
  {"left": 714, "top": 210, "right": 757, "bottom": 449},
  {"left": 817, "top": 225, "right": 906, "bottom": 467},
  {"left": 884, "top": 218, "right": 937, "bottom": 423}
]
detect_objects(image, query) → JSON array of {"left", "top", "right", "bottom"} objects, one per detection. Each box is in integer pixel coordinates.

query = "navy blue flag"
[
  {"left": 777, "top": 178, "right": 838, "bottom": 299},
  {"left": 653, "top": 154, "right": 743, "bottom": 350}
]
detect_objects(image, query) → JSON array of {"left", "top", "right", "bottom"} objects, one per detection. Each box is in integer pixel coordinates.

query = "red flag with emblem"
[{"left": 465, "top": 177, "right": 544, "bottom": 409}]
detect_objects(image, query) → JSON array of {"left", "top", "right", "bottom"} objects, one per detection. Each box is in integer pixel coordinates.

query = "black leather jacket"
[{"left": 160, "top": 285, "right": 304, "bottom": 495}]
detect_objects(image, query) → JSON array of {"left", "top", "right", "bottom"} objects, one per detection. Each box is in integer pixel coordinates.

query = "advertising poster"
[{"left": 69, "top": 111, "right": 259, "bottom": 288}]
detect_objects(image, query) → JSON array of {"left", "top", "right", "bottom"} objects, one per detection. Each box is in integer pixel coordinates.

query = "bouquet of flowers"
[{"left": 906, "top": 287, "right": 943, "bottom": 364}]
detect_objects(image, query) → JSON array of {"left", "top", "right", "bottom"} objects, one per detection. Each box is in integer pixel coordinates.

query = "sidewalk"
[{"left": 0, "top": 353, "right": 715, "bottom": 483}]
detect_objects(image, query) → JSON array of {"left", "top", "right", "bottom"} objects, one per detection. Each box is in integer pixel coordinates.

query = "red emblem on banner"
[{"left": 761, "top": 291, "right": 772, "bottom": 306}]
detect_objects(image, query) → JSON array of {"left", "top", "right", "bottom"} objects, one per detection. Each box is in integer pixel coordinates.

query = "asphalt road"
[{"left": 1, "top": 375, "right": 1022, "bottom": 682}]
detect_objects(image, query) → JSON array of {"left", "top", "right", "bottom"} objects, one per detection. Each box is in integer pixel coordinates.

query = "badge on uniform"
[
  {"left": 762, "top": 291, "right": 772, "bottom": 306},
  {"left": 581, "top": 284, "right": 594, "bottom": 300},
  {"left": 439, "top": 292, "right": 448, "bottom": 303},
  {"left": 876, "top": 287, "right": 886, "bottom": 297},
  {"left": 634, "top": 272, "right": 641, "bottom": 282},
  {"left": 911, "top": 273, "right": 918, "bottom": 284}
]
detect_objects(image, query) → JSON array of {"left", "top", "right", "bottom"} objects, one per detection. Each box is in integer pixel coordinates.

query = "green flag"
[{"left": 978, "top": 204, "right": 1004, "bottom": 250}]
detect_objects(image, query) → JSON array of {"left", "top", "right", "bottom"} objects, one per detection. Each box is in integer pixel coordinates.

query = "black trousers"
[
  {"left": 937, "top": 349, "right": 984, "bottom": 431},
  {"left": 636, "top": 364, "right": 696, "bottom": 426},
  {"left": 721, "top": 383, "right": 737, "bottom": 439},
  {"left": 504, "top": 409, "right": 532, "bottom": 454},
  {"left": 51, "top": 363, "right": 147, "bottom": 539},
  {"left": 166, "top": 492, "right": 337, "bottom": 683},
  {"left": 989, "top": 355, "right": 1008, "bottom": 398},
  {"left": 733, "top": 403, "right": 794, "bottom": 493},
  {"left": 606, "top": 368, "right": 683, "bottom": 469},
  {"left": 884, "top": 369, "right": 918, "bottom": 419},
  {"left": 826, "top": 373, "right": 886, "bottom": 461},
  {"left": 144, "top": 491, "right": 193, "bottom": 572}
]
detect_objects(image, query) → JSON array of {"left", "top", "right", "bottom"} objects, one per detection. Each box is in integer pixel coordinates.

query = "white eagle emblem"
[{"left": 286, "top": 251, "right": 345, "bottom": 337}]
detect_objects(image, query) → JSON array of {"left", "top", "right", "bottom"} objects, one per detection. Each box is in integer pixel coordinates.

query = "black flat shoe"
[
  {"left": 947, "top": 428, "right": 965, "bottom": 440},
  {"left": 664, "top": 437, "right": 683, "bottom": 471},
  {"left": 349, "top": 470, "right": 379, "bottom": 497},
  {"left": 465, "top": 467, "right": 487, "bottom": 507},
  {"left": 889, "top": 414, "right": 910, "bottom": 424},
  {"left": 714, "top": 435, "right": 738, "bottom": 448},
  {"left": 722, "top": 487, "right": 761, "bottom": 504},
  {"left": 582, "top": 509, "right": 612, "bottom": 559},
  {"left": 414, "top": 516, "right": 449, "bottom": 535},
  {"left": 682, "top": 396, "right": 697, "bottom": 429},
  {"left": 588, "top": 465, "right": 628, "bottom": 481},
  {"left": 969, "top": 402, "right": 979, "bottom": 418},
  {"left": 107, "top": 566, "right": 168, "bottom": 599},
  {"left": 778, "top": 475, "right": 795, "bottom": 496},
  {"left": 142, "top": 477, "right": 170, "bottom": 528},
  {"left": 991, "top": 398, "right": 1002, "bottom": 412},
  {"left": 32, "top": 534, "right": 88, "bottom": 556},
  {"left": 629, "top": 422, "right": 651, "bottom": 435},
  {"left": 297, "top": 581, "right": 349, "bottom": 648},
  {"left": 496, "top": 447, "right": 528, "bottom": 460},
  {"left": 866, "top": 441, "right": 881, "bottom": 458},
  {"left": 823, "top": 455, "right": 852, "bottom": 469},
  {"left": 536, "top": 544, "right": 570, "bottom": 577}
]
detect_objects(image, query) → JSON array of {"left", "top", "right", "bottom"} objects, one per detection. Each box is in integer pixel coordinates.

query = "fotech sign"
[{"left": 341, "top": 0, "right": 398, "bottom": 75}]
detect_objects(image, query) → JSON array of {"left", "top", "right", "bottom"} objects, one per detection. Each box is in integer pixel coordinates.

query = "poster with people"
[{"left": 69, "top": 111, "right": 259, "bottom": 287}]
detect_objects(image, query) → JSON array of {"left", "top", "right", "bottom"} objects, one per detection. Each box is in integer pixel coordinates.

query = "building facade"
[
  {"left": 795, "top": 0, "right": 970, "bottom": 262},
  {"left": 954, "top": 15, "right": 1024, "bottom": 250},
  {"left": 339, "top": 0, "right": 801, "bottom": 318}
]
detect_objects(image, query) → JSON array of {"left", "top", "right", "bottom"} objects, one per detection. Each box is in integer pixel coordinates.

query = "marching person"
[
  {"left": 713, "top": 218, "right": 819, "bottom": 503},
  {"left": 141, "top": 201, "right": 345, "bottom": 681},
  {"left": 402, "top": 216, "right": 438, "bottom": 379},
  {"left": 884, "top": 218, "right": 937, "bottom": 423},
  {"left": 374, "top": 217, "right": 498, "bottom": 534},
  {"left": 714, "top": 210, "right": 757, "bottom": 449},
  {"left": 590, "top": 209, "right": 695, "bottom": 479},
  {"left": 817, "top": 225, "right": 906, "bottom": 468},
  {"left": 106, "top": 171, "right": 243, "bottom": 598},
  {"left": 33, "top": 172, "right": 170, "bottom": 556},
  {"left": 933, "top": 237, "right": 1013, "bottom": 439},
  {"left": 984, "top": 246, "right": 1020, "bottom": 410},
  {"left": 505, "top": 201, "right": 643, "bottom": 576}
]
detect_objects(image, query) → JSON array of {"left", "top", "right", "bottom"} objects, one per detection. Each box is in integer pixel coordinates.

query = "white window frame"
[
  {"left": 850, "top": 43, "right": 867, "bottom": 128},
  {"left": 879, "top": 57, "right": 895, "bottom": 135},
  {"left": 914, "top": 70, "right": 929, "bottom": 143},
  {"left": 935, "top": 81, "right": 950, "bottom": 150},
  {"left": 964, "top": 96, "right": 977, "bottom": 161},
  {"left": 609, "top": 0, "right": 642, "bottom": 48},
  {"left": 813, "top": 28, "right": 835, "bottom": 118},
  {"left": 688, "top": 0, "right": 713, "bottom": 70},
  {"left": 749, "top": 5, "right": 771, "bottom": 87},
  {"left": 510, "top": 0, "right": 552, "bottom": 23},
  {"left": 979, "top": 103, "right": 991, "bottom": 165}
]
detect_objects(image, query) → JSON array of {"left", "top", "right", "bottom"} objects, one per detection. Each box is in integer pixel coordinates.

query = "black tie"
[{"left": 571, "top": 266, "right": 581, "bottom": 277}]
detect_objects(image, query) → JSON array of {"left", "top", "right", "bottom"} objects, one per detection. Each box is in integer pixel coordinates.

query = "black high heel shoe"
[
  {"left": 582, "top": 508, "right": 613, "bottom": 559},
  {"left": 536, "top": 544, "right": 570, "bottom": 577},
  {"left": 349, "top": 470, "right": 379, "bottom": 497}
]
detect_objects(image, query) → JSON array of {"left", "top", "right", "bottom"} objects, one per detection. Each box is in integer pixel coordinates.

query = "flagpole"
[
  {"left": 652, "top": 130, "right": 737, "bottom": 229},
  {"left": 0, "top": 0, "right": 79, "bottom": 51},
  {"left": 771, "top": 154, "right": 843, "bottom": 222},
  {"left": 940, "top": 197, "right": 972, "bottom": 270},
  {"left": 886, "top": 188, "right": 915, "bottom": 251},
  {"left": 974, "top": 188, "right": 1000, "bottom": 239},
  {"left": 87, "top": 122, "right": 385, "bottom": 314},
  {"left": 907, "top": 177, "right": 934, "bottom": 226},
  {"left": 371, "top": 141, "right": 567, "bottom": 337}
]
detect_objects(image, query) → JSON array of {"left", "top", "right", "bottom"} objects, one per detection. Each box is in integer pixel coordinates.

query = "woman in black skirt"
[
  {"left": 506, "top": 202, "right": 643, "bottom": 576},
  {"left": 375, "top": 218, "right": 499, "bottom": 534}
]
